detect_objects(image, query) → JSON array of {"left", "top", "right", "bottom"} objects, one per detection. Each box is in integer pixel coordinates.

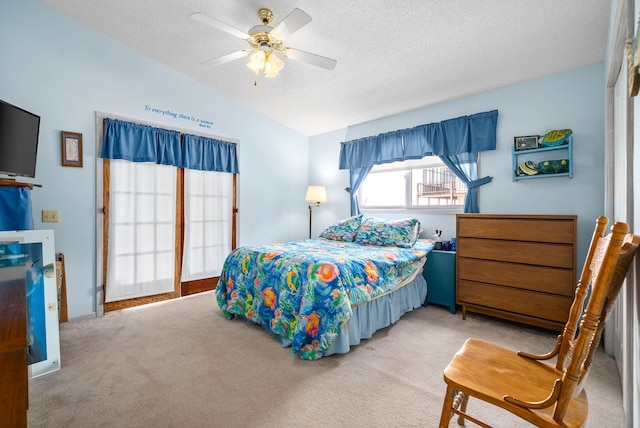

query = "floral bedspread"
[{"left": 215, "top": 238, "right": 434, "bottom": 360}]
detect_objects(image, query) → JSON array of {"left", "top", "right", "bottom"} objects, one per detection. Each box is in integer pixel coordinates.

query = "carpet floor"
[{"left": 28, "top": 291, "right": 624, "bottom": 427}]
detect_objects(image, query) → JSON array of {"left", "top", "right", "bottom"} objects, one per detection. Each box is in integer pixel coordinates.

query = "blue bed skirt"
[
  {"left": 275, "top": 273, "right": 427, "bottom": 357},
  {"left": 324, "top": 273, "right": 427, "bottom": 355}
]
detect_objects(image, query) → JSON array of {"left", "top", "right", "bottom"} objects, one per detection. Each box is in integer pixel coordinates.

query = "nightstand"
[{"left": 422, "top": 250, "right": 456, "bottom": 314}]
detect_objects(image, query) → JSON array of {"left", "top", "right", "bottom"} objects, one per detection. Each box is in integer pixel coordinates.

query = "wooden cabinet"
[
  {"left": 423, "top": 250, "right": 456, "bottom": 314},
  {"left": 0, "top": 263, "right": 28, "bottom": 428},
  {"left": 455, "top": 214, "right": 577, "bottom": 331}
]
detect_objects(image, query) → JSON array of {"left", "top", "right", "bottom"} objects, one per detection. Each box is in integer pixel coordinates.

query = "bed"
[{"left": 215, "top": 216, "right": 434, "bottom": 360}]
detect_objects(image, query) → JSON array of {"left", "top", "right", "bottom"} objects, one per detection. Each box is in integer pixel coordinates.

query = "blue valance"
[
  {"left": 338, "top": 131, "right": 405, "bottom": 170},
  {"left": 339, "top": 110, "right": 498, "bottom": 169},
  {"left": 101, "top": 118, "right": 239, "bottom": 173},
  {"left": 101, "top": 118, "right": 181, "bottom": 164},
  {"left": 181, "top": 134, "right": 239, "bottom": 173}
]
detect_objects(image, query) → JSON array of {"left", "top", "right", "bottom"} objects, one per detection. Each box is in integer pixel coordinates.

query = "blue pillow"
[
  {"left": 319, "top": 215, "right": 364, "bottom": 242},
  {"left": 354, "top": 217, "right": 421, "bottom": 248}
]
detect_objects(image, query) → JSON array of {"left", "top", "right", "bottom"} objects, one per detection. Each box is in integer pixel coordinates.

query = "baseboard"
[{"left": 66, "top": 312, "right": 97, "bottom": 322}]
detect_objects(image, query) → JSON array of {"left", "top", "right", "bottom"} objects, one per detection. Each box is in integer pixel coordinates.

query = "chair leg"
[
  {"left": 439, "top": 385, "right": 456, "bottom": 428},
  {"left": 457, "top": 392, "right": 469, "bottom": 425}
]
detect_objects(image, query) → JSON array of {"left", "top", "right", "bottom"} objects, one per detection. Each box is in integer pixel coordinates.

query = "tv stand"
[
  {"left": 0, "top": 181, "right": 42, "bottom": 189},
  {"left": 0, "top": 261, "right": 29, "bottom": 427}
]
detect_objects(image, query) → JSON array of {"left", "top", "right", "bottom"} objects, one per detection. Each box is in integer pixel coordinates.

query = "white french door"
[
  {"left": 105, "top": 159, "right": 177, "bottom": 302},
  {"left": 96, "top": 114, "right": 238, "bottom": 312},
  {"left": 181, "top": 169, "right": 233, "bottom": 282}
]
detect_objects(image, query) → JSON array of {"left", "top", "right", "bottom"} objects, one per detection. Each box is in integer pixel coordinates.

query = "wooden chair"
[{"left": 438, "top": 217, "right": 640, "bottom": 427}]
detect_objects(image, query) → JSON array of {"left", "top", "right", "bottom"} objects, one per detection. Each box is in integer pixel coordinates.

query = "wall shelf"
[{"left": 512, "top": 138, "right": 573, "bottom": 181}]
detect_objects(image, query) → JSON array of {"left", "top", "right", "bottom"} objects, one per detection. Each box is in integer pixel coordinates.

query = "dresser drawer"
[
  {"left": 455, "top": 214, "right": 577, "bottom": 330},
  {"left": 457, "top": 217, "right": 575, "bottom": 244},
  {"left": 457, "top": 280, "right": 573, "bottom": 323},
  {"left": 457, "top": 238, "right": 574, "bottom": 269},
  {"left": 457, "top": 258, "right": 574, "bottom": 296}
]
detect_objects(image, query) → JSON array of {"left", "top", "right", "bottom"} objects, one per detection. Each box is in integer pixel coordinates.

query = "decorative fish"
[
  {"left": 43, "top": 263, "right": 55, "bottom": 278},
  {"left": 540, "top": 129, "right": 572, "bottom": 147}
]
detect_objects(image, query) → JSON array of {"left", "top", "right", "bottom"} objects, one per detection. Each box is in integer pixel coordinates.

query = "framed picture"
[
  {"left": 514, "top": 135, "right": 539, "bottom": 151},
  {"left": 61, "top": 131, "right": 83, "bottom": 167}
]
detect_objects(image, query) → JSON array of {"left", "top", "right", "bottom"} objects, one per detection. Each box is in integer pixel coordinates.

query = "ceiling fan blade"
[
  {"left": 285, "top": 48, "right": 337, "bottom": 71},
  {"left": 201, "top": 50, "right": 248, "bottom": 67},
  {"left": 190, "top": 13, "right": 248, "bottom": 40},
  {"left": 270, "top": 8, "right": 312, "bottom": 40}
]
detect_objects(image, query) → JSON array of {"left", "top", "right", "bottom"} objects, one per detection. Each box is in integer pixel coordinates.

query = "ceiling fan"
[{"left": 190, "top": 7, "right": 337, "bottom": 78}]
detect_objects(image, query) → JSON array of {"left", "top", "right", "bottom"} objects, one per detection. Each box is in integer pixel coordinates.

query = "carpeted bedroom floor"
[{"left": 27, "top": 291, "right": 624, "bottom": 427}]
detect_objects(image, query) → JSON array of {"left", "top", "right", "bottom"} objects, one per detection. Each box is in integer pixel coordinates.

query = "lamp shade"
[
  {"left": 305, "top": 185, "right": 327, "bottom": 203},
  {"left": 246, "top": 50, "right": 266, "bottom": 75},
  {"left": 263, "top": 52, "right": 284, "bottom": 78}
]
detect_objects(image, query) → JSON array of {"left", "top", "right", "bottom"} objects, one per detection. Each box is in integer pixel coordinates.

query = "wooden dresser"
[
  {"left": 0, "top": 264, "right": 28, "bottom": 427},
  {"left": 456, "top": 214, "right": 577, "bottom": 331}
]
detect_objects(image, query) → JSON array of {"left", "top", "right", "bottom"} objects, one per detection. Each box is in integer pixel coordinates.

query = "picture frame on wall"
[
  {"left": 514, "top": 135, "right": 539, "bottom": 151},
  {"left": 61, "top": 131, "right": 83, "bottom": 167}
]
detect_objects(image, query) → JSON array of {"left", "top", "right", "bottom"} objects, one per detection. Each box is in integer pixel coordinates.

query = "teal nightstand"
[{"left": 422, "top": 250, "right": 456, "bottom": 314}]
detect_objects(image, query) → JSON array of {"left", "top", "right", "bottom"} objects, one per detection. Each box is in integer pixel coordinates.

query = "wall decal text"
[{"left": 144, "top": 105, "right": 213, "bottom": 129}]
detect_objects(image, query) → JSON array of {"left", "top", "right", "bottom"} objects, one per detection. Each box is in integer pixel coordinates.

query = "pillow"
[
  {"left": 354, "top": 217, "right": 421, "bottom": 248},
  {"left": 319, "top": 215, "right": 364, "bottom": 242}
]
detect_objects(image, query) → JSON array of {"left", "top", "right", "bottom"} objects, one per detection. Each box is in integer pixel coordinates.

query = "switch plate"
[{"left": 42, "top": 210, "right": 59, "bottom": 223}]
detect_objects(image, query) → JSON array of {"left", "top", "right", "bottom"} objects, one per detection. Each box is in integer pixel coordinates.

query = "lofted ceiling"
[{"left": 38, "top": 0, "right": 610, "bottom": 136}]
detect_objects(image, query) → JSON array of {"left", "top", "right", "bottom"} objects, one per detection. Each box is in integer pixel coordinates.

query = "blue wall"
[
  {"left": 310, "top": 63, "right": 605, "bottom": 270},
  {"left": 1, "top": 0, "right": 310, "bottom": 318},
  {"left": 1, "top": 0, "right": 606, "bottom": 319}
]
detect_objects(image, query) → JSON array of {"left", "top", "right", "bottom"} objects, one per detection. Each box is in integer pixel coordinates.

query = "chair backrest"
[
  {"left": 553, "top": 219, "right": 640, "bottom": 421},
  {"left": 554, "top": 217, "right": 608, "bottom": 370}
]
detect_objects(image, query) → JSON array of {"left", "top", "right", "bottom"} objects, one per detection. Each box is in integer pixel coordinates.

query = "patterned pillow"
[
  {"left": 354, "top": 217, "right": 421, "bottom": 248},
  {"left": 319, "top": 215, "right": 364, "bottom": 242}
]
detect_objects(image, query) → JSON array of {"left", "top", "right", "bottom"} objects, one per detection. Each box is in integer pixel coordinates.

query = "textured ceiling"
[{"left": 38, "top": 0, "right": 610, "bottom": 136}]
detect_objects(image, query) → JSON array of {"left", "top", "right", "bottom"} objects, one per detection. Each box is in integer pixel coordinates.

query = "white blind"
[
  {"left": 105, "top": 160, "right": 176, "bottom": 302},
  {"left": 181, "top": 169, "right": 232, "bottom": 282}
]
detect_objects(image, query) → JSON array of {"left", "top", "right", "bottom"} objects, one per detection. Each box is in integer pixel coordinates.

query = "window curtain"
[
  {"left": 101, "top": 118, "right": 239, "bottom": 174},
  {"left": 101, "top": 118, "right": 182, "bottom": 165},
  {"left": 338, "top": 110, "right": 498, "bottom": 214},
  {"left": 181, "top": 134, "right": 239, "bottom": 173},
  {"left": 346, "top": 166, "right": 372, "bottom": 215},
  {"left": 338, "top": 133, "right": 403, "bottom": 215},
  {"left": 338, "top": 133, "right": 404, "bottom": 169},
  {"left": 439, "top": 153, "right": 492, "bottom": 214}
]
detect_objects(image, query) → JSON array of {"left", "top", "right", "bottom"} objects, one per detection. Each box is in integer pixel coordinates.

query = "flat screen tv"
[{"left": 0, "top": 99, "right": 41, "bottom": 179}]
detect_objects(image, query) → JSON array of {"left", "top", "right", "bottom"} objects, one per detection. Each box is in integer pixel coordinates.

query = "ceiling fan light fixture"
[
  {"left": 246, "top": 49, "right": 285, "bottom": 78},
  {"left": 246, "top": 50, "right": 266, "bottom": 75},
  {"left": 193, "top": 7, "right": 336, "bottom": 77},
  {"left": 263, "top": 52, "right": 284, "bottom": 78}
]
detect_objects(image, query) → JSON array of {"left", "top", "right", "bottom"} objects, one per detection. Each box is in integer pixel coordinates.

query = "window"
[{"left": 358, "top": 156, "right": 467, "bottom": 210}]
